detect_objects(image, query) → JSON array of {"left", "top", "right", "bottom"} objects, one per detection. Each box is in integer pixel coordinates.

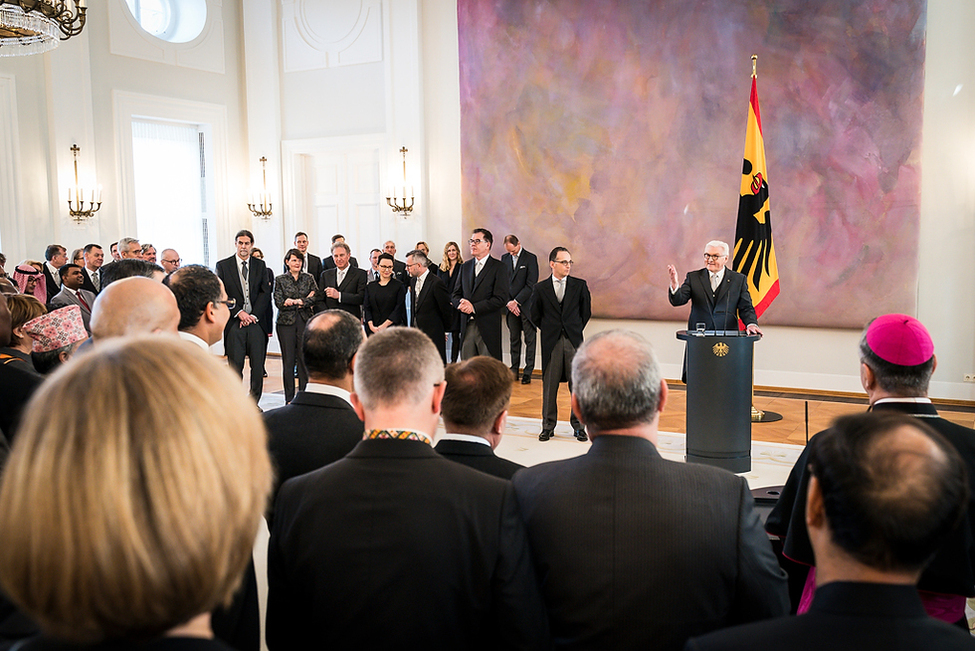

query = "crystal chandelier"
[{"left": 0, "top": 1, "right": 87, "bottom": 58}]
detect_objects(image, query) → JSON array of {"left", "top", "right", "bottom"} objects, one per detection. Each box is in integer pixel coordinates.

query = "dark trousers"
[
  {"left": 277, "top": 315, "right": 308, "bottom": 403},
  {"left": 462, "top": 320, "right": 491, "bottom": 359},
  {"left": 447, "top": 331, "right": 461, "bottom": 363},
  {"left": 225, "top": 321, "right": 267, "bottom": 401},
  {"left": 507, "top": 310, "right": 536, "bottom": 377},
  {"left": 542, "top": 334, "right": 582, "bottom": 431}
]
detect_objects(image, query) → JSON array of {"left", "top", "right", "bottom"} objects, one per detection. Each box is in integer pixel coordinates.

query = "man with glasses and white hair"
[
  {"left": 267, "top": 327, "right": 549, "bottom": 649},
  {"left": 512, "top": 329, "right": 788, "bottom": 650},
  {"left": 668, "top": 240, "right": 762, "bottom": 336},
  {"left": 529, "top": 246, "right": 591, "bottom": 442}
]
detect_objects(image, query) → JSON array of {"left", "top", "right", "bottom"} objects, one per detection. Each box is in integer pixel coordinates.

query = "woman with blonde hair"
[
  {"left": 0, "top": 336, "right": 272, "bottom": 649},
  {"left": 438, "top": 241, "right": 464, "bottom": 362}
]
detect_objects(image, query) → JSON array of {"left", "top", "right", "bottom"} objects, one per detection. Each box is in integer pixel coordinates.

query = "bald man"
[{"left": 90, "top": 276, "right": 180, "bottom": 341}]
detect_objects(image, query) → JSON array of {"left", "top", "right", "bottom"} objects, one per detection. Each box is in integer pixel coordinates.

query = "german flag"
[{"left": 733, "top": 60, "right": 779, "bottom": 319}]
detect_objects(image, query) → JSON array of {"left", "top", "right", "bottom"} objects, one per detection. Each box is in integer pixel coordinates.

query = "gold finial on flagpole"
[{"left": 751, "top": 54, "right": 758, "bottom": 78}]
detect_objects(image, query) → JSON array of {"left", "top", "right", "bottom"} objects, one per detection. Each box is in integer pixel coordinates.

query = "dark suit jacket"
[
  {"left": 450, "top": 256, "right": 509, "bottom": 359},
  {"left": 42, "top": 265, "right": 60, "bottom": 301},
  {"left": 501, "top": 249, "right": 539, "bottom": 306},
  {"left": 410, "top": 271, "right": 451, "bottom": 362},
  {"left": 263, "top": 389, "right": 363, "bottom": 521},
  {"left": 766, "top": 400, "right": 975, "bottom": 600},
  {"left": 669, "top": 267, "right": 758, "bottom": 332},
  {"left": 322, "top": 255, "right": 358, "bottom": 272},
  {"left": 267, "top": 438, "right": 549, "bottom": 649},
  {"left": 215, "top": 255, "right": 271, "bottom": 336},
  {"left": 684, "top": 582, "right": 975, "bottom": 651},
  {"left": 49, "top": 287, "right": 97, "bottom": 333},
  {"left": 318, "top": 266, "right": 367, "bottom": 319},
  {"left": 529, "top": 275, "right": 591, "bottom": 375},
  {"left": 435, "top": 438, "right": 524, "bottom": 480},
  {"left": 80, "top": 267, "right": 100, "bottom": 294},
  {"left": 512, "top": 435, "right": 789, "bottom": 651}
]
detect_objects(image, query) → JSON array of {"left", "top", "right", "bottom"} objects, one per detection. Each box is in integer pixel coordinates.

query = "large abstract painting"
[{"left": 458, "top": 0, "right": 926, "bottom": 327}]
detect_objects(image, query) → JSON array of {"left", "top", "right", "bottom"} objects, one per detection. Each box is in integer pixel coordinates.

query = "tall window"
[{"left": 131, "top": 119, "right": 215, "bottom": 266}]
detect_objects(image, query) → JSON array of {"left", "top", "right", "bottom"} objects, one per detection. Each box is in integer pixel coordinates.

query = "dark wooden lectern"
[{"left": 676, "top": 331, "right": 760, "bottom": 473}]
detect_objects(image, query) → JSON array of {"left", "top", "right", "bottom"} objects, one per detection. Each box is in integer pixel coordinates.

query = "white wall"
[{"left": 0, "top": 0, "right": 971, "bottom": 400}]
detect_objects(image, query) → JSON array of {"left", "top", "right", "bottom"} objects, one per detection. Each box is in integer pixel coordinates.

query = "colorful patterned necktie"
[{"left": 365, "top": 429, "right": 432, "bottom": 445}]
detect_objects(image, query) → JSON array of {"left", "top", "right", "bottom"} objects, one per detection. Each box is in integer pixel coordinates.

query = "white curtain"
[{"left": 131, "top": 120, "right": 208, "bottom": 266}]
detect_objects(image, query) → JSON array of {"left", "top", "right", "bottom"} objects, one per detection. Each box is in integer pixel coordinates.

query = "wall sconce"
[
  {"left": 67, "top": 143, "right": 101, "bottom": 222},
  {"left": 386, "top": 146, "right": 414, "bottom": 216},
  {"left": 247, "top": 156, "right": 273, "bottom": 219}
]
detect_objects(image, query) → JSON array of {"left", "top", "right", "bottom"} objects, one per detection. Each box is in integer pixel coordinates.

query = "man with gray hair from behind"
[
  {"left": 511, "top": 329, "right": 788, "bottom": 651},
  {"left": 267, "top": 327, "right": 549, "bottom": 649}
]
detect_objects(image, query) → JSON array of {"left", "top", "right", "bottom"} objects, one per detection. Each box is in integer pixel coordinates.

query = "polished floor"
[{"left": 258, "top": 355, "right": 975, "bottom": 446}]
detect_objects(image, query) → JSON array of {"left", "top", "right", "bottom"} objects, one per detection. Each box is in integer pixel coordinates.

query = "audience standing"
[
  {"left": 438, "top": 241, "right": 464, "bottom": 362},
  {"left": 80, "top": 244, "right": 103, "bottom": 294},
  {"left": 168, "top": 264, "right": 232, "bottom": 350},
  {"left": 1, "top": 294, "right": 45, "bottom": 373},
  {"left": 530, "top": 246, "right": 591, "bottom": 442},
  {"left": 0, "top": 337, "right": 271, "bottom": 650},
  {"left": 49, "top": 264, "right": 96, "bottom": 333},
  {"left": 273, "top": 249, "right": 317, "bottom": 403},
  {"left": 0, "top": 292, "right": 42, "bottom": 443},
  {"left": 319, "top": 241, "right": 366, "bottom": 319},
  {"left": 512, "top": 330, "right": 788, "bottom": 650},
  {"left": 452, "top": 228, "right": 509, "bottom": 361},
  {"left": 266, "top": 327, "right": 549, "bottom": 649},
  {"left": 502, "top": 234, "right": 538, "bottom": 384},
  {"left": 263, "top": 310, "right": 365, "bottom": 520},
  {"left": 435, "top": 355, "right": 524, "bottom": 479},
  {"left": 362, "top": 253, "right": 405, "bottom": 336},
  {"left": 41, "top": 244, "right": 66, "bottom": 301},
  {"left": 766, "top": 313, "right": 975, "bottom": 625},
  {"left": 686, "top": 412, "right": 975, "bottom": 651},
  {"left": 405, "top": 248, "right": 451, "bottom": 364},
  {"left": 23, "top": 306, "right": 88, "bottom": 375},
  {"left": 216, "top": 230, "right": 270, "bottom": 402}
]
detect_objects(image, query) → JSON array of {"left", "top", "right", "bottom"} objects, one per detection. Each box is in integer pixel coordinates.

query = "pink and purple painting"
[{"left": 458, "top": 0, "right": 926, "bottom": 328}]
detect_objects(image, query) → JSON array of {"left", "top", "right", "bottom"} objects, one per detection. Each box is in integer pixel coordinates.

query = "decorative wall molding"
[
  {"left": 0, "top": 74, "right": 24, "bottom": 259},
  {"left": 281, "top": 0, "right": 383, "bottom": 72},
  {"left": 108, "top": 0, "right": 226, "bottom": 74}
]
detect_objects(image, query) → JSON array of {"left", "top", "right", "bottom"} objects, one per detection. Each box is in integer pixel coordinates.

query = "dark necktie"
[{"left": 241, "top": 260, "right": 248, "bottom": 281}]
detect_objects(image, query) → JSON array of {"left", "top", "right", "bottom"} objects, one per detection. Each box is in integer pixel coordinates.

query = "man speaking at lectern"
[{"left": 668, "top": 240, "right": 762, "bottom": 336}]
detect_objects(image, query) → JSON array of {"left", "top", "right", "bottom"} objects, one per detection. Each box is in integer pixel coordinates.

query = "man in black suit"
[
  {"left": 41, "top": 244, "right": 67, "bottom": 302},
  {"left": 405, "top": 248, "right": 451, "bottom": 363},
  {"left": 686, "top": 411, "right": 975, "bottom": 651},
  {"left": 266, "top": 327, "right": 549, "bottom": 649},
  {"left": 215, "top": 229, "right": 270, "bottom": 402},
  {"left": 668, "top": 240, "right": 762, "bottom": 382},
  {"left": 80, "top": 243, "right": 104, "bottom": 294},
  {"left": 765, "top": 313, "right": 975, "bottom": 627},
  {"left": 321, "top": 234, "right": 359, "bottom": 271},
  {"left": 319, "top": 241, "right": 367, "bottom": 319},
  {"left": 529, "top": 247, "right": 591, "bottom": 442},
  {"left": 451, "top": 227, "right": 509, "bottom": 361},
  {"left": 512, "top": 329, "right": 788, "bottom": 650},
  {"left": 435, "top": 356, "right": 523, "bottom": 479},
  {"left": 502, "top": 234, "right": 538, "bottom": 384},
  {"left": 263, "top": 309, "right": 364, "bottom": 520},
  {"left": 667, "top": 240, "right": 762, "bottom": 335}
]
